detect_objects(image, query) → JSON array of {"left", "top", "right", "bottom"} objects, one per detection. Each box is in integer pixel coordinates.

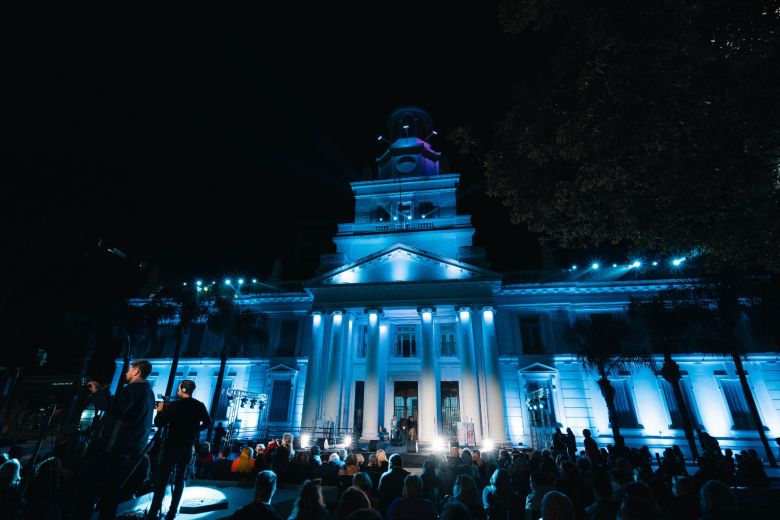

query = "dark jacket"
[
  {"left": 153, "top": 396, "right": 212, "bottom": 448},
  {"left": 91, "top": 380, "right": 155, "bottom": 455},
  {"left": 230, "top": 500, "right": 283, "bottom": 520},
  {"left": 378, "top": 466, "right": 411, "bottom": 512}
]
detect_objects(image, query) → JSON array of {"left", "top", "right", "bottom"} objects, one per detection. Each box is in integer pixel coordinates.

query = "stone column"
[
  {"left": 301, "top": 311, "right": 324, "bottom": 428},
  {"left": 480, "top": 307, "right": 507, "bottom": 443},
  {"left": 361, "top": 309, "right": 382, "bottom": 441},
  {"left": 457, "top": 307, "right": 482, "bottom": 441},
  {"left": 322, "top": 311, "right": 345, "bottom": 426},
  {"left": 418, "top": 307, "right": 441, "bottom": 442}
]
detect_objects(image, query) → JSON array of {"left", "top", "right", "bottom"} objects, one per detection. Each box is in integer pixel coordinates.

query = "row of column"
[{"left": 300, "top": 307, "right": 507, "bottom": 444}]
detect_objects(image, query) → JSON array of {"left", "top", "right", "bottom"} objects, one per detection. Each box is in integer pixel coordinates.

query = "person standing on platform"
[
  {"left": 147, "top": 379, "right": 212, "bottom": 520},
  {"left": 71, "top": 359, "right": 156, "bottom": 520}
]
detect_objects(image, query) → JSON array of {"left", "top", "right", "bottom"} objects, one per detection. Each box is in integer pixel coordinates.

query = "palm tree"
[
  {"left": 109, "top": 302, "right": 147, "bottom": 393},
  {"left": 162, "top": 285, "right": 205, "bottom": 398},
  {"left": 567, "top": 314, "right": 652, "bottom": 443},
  {"left": 203, "top": 286, "right": 267, "bottom": 442},
  {"left": 706, "top": 278, "right": 778, "bottom": 467},
  {"left": 628, "top": 289, "right": 711, "bottom": 461}
]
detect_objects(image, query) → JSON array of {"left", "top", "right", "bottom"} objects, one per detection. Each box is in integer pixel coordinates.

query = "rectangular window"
[
  {"left": 269, "top": 380, "right": 292, "bottom": 422},
  {"left": 395, "top": 325, "right": 417, "bottom": 357},
  {"left": 439, "top": 324, "right": 456, "bottom": 357},
  {"left": 659, "top": 378, "right": 702, "bottom": 429},
  {"left": 357, "top": 325, "right": 367, "bottom": 358},
  {"left": 519, "top": 316, "right": 543, "bottom": 354},
  {"left": 278, "top": 320, "right": 299, "bottom": 356},
  {"left": 720, "top": 379, "right": 753, "bottom": 430},
  {"left": 610, "top": 379, "right": 640, "bottom": 428}
]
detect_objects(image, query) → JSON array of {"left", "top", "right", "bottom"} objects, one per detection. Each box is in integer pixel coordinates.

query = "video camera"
[{"left": 156, "top": 393, "right": 179, "bottom": 406}]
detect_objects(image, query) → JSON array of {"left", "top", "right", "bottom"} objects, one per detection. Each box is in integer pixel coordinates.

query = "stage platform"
[{"left": 114, "top": 480, "right": 341, "bottom": 519}]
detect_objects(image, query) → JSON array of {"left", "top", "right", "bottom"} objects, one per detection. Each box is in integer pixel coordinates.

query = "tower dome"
[{"left": 376, "top": 106, "right": 441, "bottom": 179}]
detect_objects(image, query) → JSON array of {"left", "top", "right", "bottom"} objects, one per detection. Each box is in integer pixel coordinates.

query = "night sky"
[{"left": 2, "top": 5, "right": 548, "bottom": 373}]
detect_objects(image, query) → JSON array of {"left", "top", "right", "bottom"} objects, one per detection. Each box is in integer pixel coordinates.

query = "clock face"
[{"left": 395, "top": 155, "right": 417, "bottom": 174}]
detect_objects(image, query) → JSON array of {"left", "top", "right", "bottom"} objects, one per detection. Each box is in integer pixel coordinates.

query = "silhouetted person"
[
  {"left": 230, "top": 470, "right": 282, "bottom": 520},
  {"left": 71, "top": 359, "right": 155, "bottom": 520},
  {"left": 378, "top": 454, "right": 410, "bottom": 515}
]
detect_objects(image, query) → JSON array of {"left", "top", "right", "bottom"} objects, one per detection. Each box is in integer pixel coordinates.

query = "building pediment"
[
  {"left": 309, "top": 243, "right": 499, "bottom": 286},
  {"left": 518, "top": 362, "right": 558, "bottom": 374}
]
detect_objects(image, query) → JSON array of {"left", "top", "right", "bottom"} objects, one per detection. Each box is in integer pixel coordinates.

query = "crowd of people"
[
  {"left": 0, "top": 357, "right": 776, "bottom": 519},
  {"left": 218, "top": 428, "right": 775, "bottom": 520}
]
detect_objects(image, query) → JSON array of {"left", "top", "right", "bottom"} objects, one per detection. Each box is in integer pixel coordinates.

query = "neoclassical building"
[{"left": 113, "top": 107, "right": 780, "bottom": 456}]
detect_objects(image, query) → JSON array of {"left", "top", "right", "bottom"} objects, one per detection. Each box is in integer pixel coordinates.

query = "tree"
[
  {"left": 567, "top": 314, "right": 652, "bottom": 442},
  {"left": 161, "top": 286, "right": 205, "bottom": 398},
  {"left": 464, "top": 1, "right": 780, "bottom": 272},
  {"left": 203, "top": 285, "right": 267, "bottom": 442},
  {"left": 628, "top": 289, "right": 713, "bottom": 460}
]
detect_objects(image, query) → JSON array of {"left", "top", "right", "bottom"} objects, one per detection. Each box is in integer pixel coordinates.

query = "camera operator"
[
  {"left": 147, "top": 379, "right": 212, "bottom": 520},
  {"left": 71, "top": 359, "right": 155, "bottom": 520}
]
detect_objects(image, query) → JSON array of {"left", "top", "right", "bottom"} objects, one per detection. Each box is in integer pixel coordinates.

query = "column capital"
[
  {"left": 417, "top": 306, "right": 437, "bottom": 315},
  {"left": 309, "top": 310, "right": 322, "bottom": 316},
  {"left": 363, "top": 308, "right": 383, "bottom": 316}
]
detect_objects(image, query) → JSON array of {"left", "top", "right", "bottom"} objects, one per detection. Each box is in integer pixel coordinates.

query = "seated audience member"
[
  {"left": 195, "top": 442, "right": 215, "bottom": 478},
  {"left": 699, "top": 479, "right": 737, "bottom": 520},
  {"left": 353, "top": 472, "right": 380, "bottom": 510},
  {"left": 289, "top": 479, "right": 331, "bottom": 520},
  {"left": 541, "top": 490, "right": 574, "bottom": 520},
  {"left": 231, "top": 447, "right": 256, "bottom": 481},
  {"left": 483, "top": 468, "right": 520, "bottom": 519},
  {"left": 378, "top": 454, "right": 410, "bottom": 514},
  {"left": 445, "top": 473, "right": 484, "bottom": 519},
  {"left": 230, "top": 470, "right": 282, "bottom": 520},
  {"left": 334, "top": 486, "right": 371, "bottom": 520},
  {"left": 344, "top": 509, "right": 382, "bottom": 520},
  {"left": 386, "top": 474, "right": 438, "bottom": 520},
  {"left": 209, "top": 449, "right": 233, "bottom": 480}
]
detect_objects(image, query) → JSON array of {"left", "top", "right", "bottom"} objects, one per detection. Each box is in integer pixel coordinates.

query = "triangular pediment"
[
  {"left": 267, "top": 364, "right": 298, "bottom": 374},
  {"left": 311, "top": 243, "right": 499, "bottom": 285},
  {"left": 518, "top": 362, "right": 557, "bottom": 373}
]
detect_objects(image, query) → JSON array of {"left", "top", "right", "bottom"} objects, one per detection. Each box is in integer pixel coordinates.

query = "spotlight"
[
  {"left": 196, "top": 280, "right": 202, "bottom": 286},
  {"left": 238, "top": 278, "right": 244, "bottom": 285},
  {"left": 225, "top": 279, "right": 232, "bottom": 286},
  {"left": 432, "top": 437, "right": 445, "bottom": 453},
  {"left": 571, "top": 264, "right": 578, "bottom": 270},
  {"left": 672, "top": 257, "right": 685, "bottom": 266},
  {"left": 249, "top": 399, "right": 257, "bottom": 409},
  {"left": 630, "top": 261, "right": 641, "bottom": 269},
  {"left": 652, "top": 261, "right": 658, "bottom": 266},
  {"left": 252, "top": 278, "right": 258, "bottom": 283},
  {"left": 612, "top": 263, "right": 618, "bottom": 268},
  {"left": 482, "top": 439, "right": 495, "bottom": 452},
  {"left": 343, "top": 435, "right": 352, "bottom": 448},
  {"left": 591, "top": 263, "right": 599, "bottom": 270},
  {"left": 301, "top": 434, "right": 311, "bottom": 448},
  {"left": 240, "top": 397, "right": 247, "bottom": 408}
]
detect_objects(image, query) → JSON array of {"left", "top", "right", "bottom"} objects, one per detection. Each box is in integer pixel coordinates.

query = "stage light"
[
  {"left": 225, "top": 279, "right": 232, "bottom": 286},
  {"left": 652, "top": 261, "right": 658, "bottom": 266},
  {"left": 591, "top": 263, "right": 599, "bottom": 270},
  {"left": 203, "top": 287, "right": 209, "bottom": 292},
  {"left": 240, "top": 397, "right": 247, "bottom": 408},
  {"left": 301, "top": 434, "right": 311, "bottom": 448},
  {"left": 482, "top": 439, "right": 495, "bottom": 452},
  {"left": 252, "top": 278, "right": 258, "bottom": 283},
  {"left": 249, "top": 399, "right": 257, "bottom": 409},
  {"left": 630, "top": 261, "right": 641, "bottom": 269},
  {"left": 182, "top": 282, "right": 187, "bottom": 286},
  {"left": 571, "top": 264, "right": 578, "bottom": 270},
  {"left": 343, "top": 435, "right": 352, "bottom": 448},
  {"left": 238, "top": 278, "right": 244, "bottom": 285},
  {"left": 432, "top": 437, "right": 445, "bottom": 453},
  {"left": 672, "top": 257, "right": 685, "bottom": 266},
  {"left": 196, "top": 280, "right": 202, "bottom": 286}
]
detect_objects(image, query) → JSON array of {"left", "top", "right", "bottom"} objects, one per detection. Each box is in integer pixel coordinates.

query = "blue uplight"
[
  {"left": 652, "top": 261, "right": 658, "bottom": 266},
  {"left": 630, "top": 261, "right": 642, "bottom": 269},
  {"left": 196, "top": 280, "right": 202, "bottom": 286},
  {"left": 612, "top": 263, "right": 618, "bottom": 268},
  {"left": 571, "top": 265, "right": 578, "bottom": 270},
  {"left": 224, "top": 279, "right": 232, "bottom": 285},
  {"left": 591, "top": 263, "right": 599, "bottom": 270},
  {"left": 672, "top": 257, "right": 686, "bottom": 266},
  {"left": 238, "top": 278, "right": 244, "bottom": 285}
]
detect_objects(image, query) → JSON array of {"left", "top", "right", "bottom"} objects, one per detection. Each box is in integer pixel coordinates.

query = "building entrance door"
[
  {"left": 393, "top": 381, "right": 418, "bottom": 441},
  {"left": 440, "top": 381, "right": 460, "bottom": 439}
]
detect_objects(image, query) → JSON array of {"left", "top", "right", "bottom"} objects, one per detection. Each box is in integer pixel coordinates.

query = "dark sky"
[{"left": 2, "top": 4, "right": 549, "bottom": 370}]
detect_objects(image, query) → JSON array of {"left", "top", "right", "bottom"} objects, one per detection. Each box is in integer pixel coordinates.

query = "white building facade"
[{"left": 114, "top": 108, "right": 780, "bottom": 456}]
